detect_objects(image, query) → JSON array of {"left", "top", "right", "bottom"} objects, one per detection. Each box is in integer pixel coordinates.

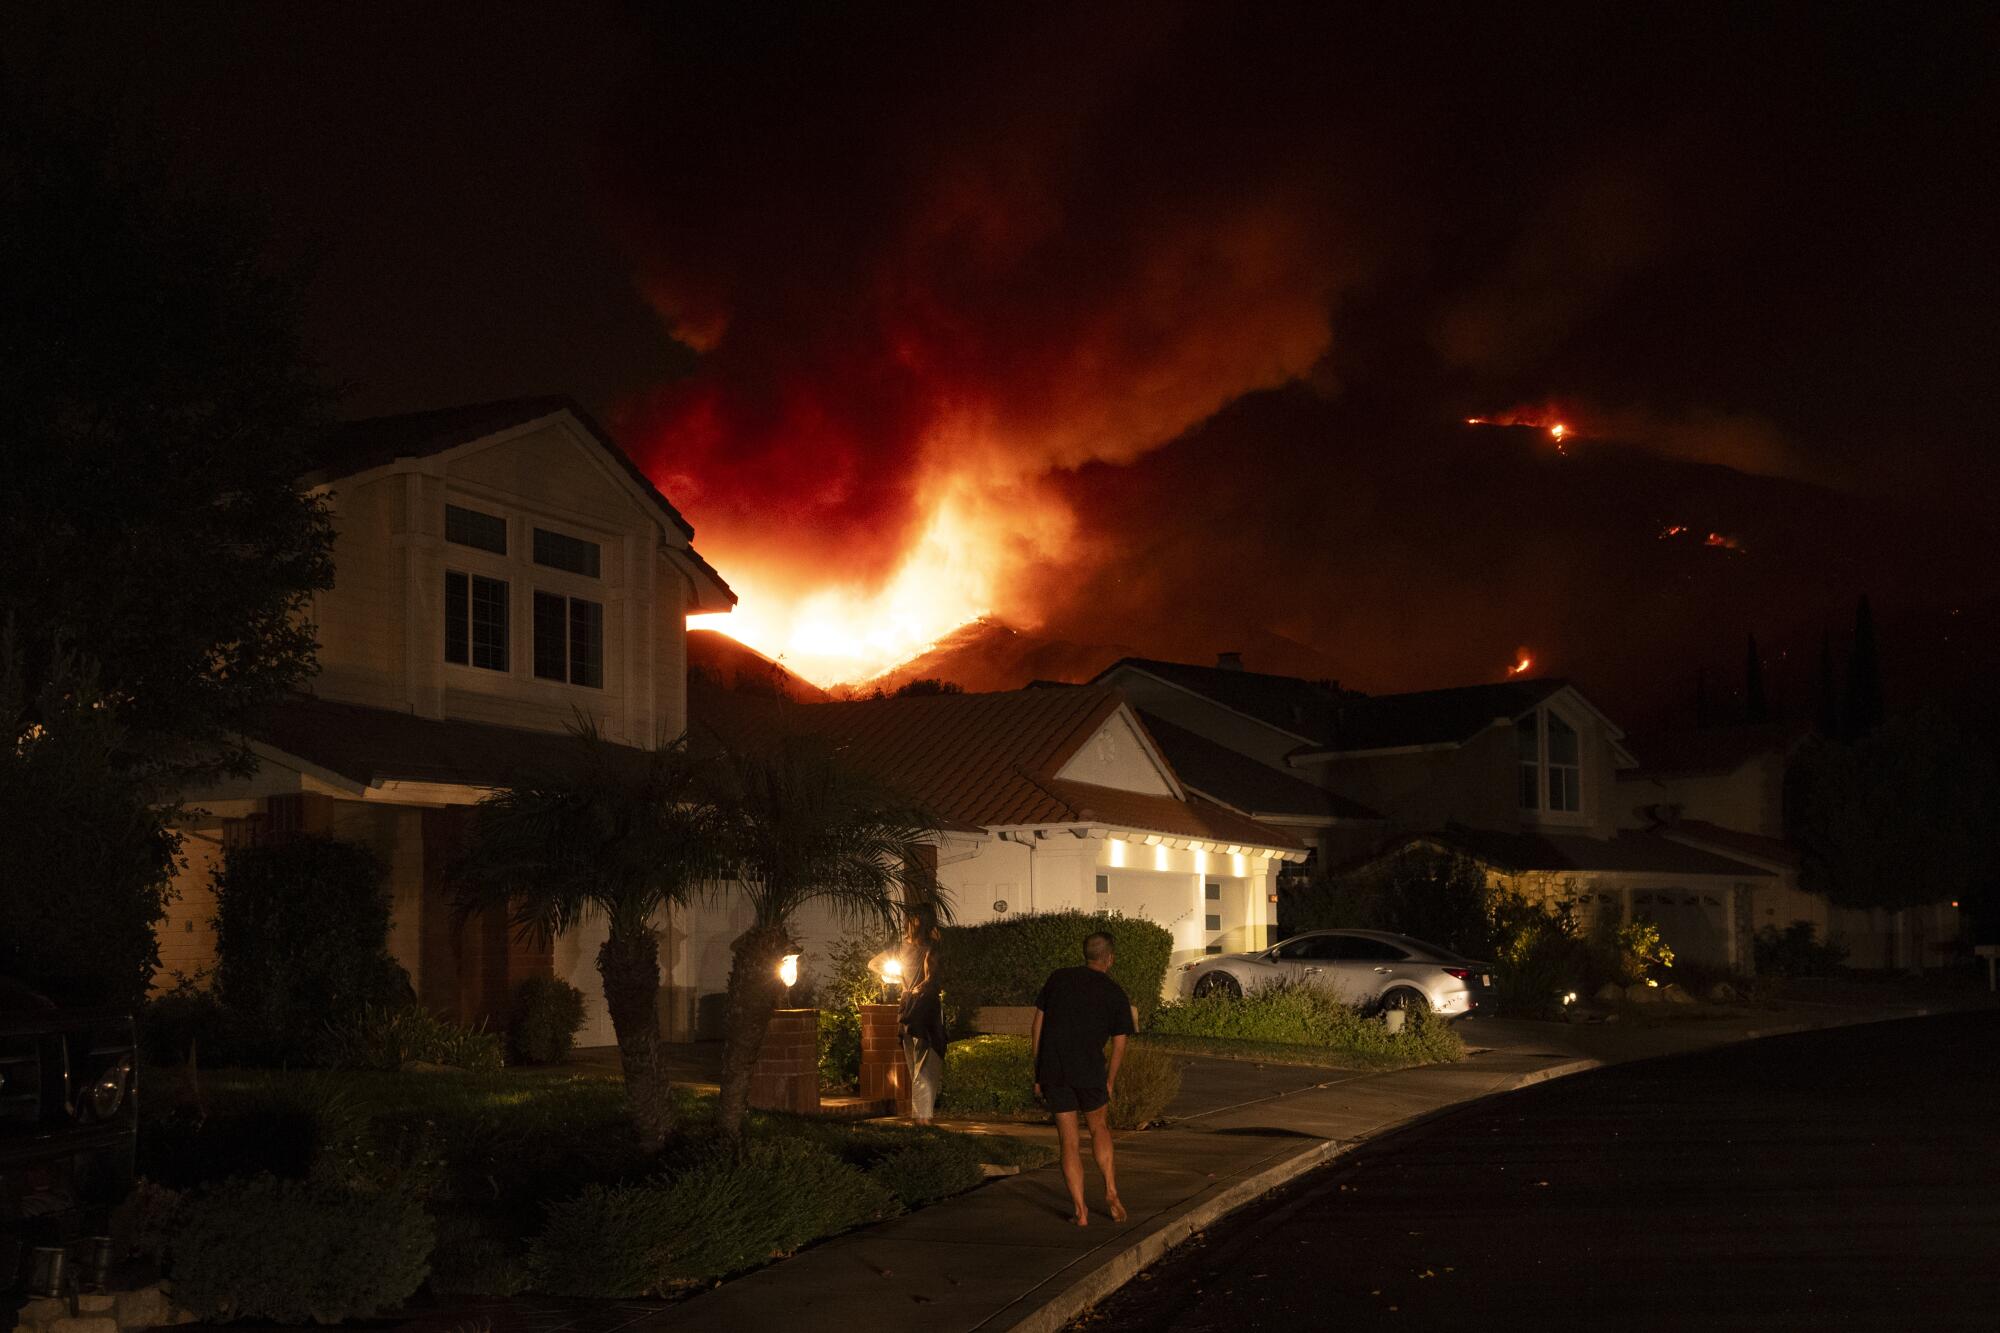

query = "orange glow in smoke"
[
  {"left": 1658, "top": 524, "right": 1688, "bottom": 539},
  {"left": 1510, "top": 653, "right": 1533, "bottom": 675},
  {"left": 1703, "top": 531, "right": 1745, "bottom": 553}
]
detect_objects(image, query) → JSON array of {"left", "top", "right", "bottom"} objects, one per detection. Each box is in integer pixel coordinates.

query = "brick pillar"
[
  {"left": 748, "top": 1008, "right": 821, "bottom": 1116},
  {"left": 858, "top": 1002, "right": 911, "bottom": 1115}
]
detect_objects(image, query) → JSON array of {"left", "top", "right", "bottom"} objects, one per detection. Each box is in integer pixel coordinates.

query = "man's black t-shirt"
[{"left": 1034, "top": 965, "right": 1136, "bottom": 1089}]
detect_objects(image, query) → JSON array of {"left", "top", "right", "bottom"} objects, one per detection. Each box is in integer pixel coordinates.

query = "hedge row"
[{"left": 936, "top": 911, "right": 1173, "bottom": 1032}]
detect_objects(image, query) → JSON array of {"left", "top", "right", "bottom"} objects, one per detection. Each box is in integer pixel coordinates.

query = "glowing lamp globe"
[
  {"left": 778, "top": 953, "right": 800, "bottom": 989},
  {"left": 882, "top": 957, "right": 903, "bottom": 983}
]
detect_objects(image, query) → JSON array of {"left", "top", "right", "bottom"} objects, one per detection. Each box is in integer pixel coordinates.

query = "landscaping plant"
[
  {"left": 812, "top": 929, "right": 893, "bottom": 1089},
  {"left": 935, "top": 911, "right": 1173, "bottom": 1032},
  {"left": 1754, "top": 920, "right": 1849, "bottom": 977},
  {"left": 320, "top": 1002, "right": 505, "bottom": 1073},
  {"left": 212, "top": 835, "right": 412, "bottom": 1064},
  {"left": 866, "top": 1135, "right": 985, "bottom": 1208},
  {"left": 1107, "top": 1043, "right": 1182, "bottom": 1130},
  {"left": 168, "top": 1174, "right": 434, "bottom": 1324},
  {"left": 509, "top": 975, "right": 589, "bottom": 1065},
  {"left": 706, "top": 733, "right": 943, "bottom": 1139},
  {"left": 1148, "top": 981, "right": 1465, "bottom": 1066},
  {"left": 458, "top": 727, "right": 723, "bottom": 1150}
]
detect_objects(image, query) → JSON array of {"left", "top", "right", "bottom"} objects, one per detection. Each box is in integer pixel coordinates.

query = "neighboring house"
[
  {"left": 1097, "top": 656, "right": 1775, "bottom": 971},
  {"left": 158, "top": 397, "right": 734, "bottom": 1045},
  {"left": 1619, "top": 722, "right": 1959, "bottom": 969},
  {"left": 683, "top": 681, "right": 1307, "bottom": 1029}
]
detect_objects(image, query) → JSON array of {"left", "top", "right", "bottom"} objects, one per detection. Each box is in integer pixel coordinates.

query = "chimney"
[{"left": 1216, "top": 651, "right": 1243, "bottom": 672}]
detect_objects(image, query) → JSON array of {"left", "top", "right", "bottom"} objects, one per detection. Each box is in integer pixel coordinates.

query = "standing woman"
[{"left": 898, "top": 918, "right": 946, "bottom": 1125}]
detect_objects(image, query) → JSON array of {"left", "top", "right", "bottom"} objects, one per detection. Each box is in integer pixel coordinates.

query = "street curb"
[{"left": 995, "top": 1055, "right": 1604, "bottom": 1333}]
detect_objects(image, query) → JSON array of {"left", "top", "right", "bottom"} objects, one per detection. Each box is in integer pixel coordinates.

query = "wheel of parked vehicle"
[
  {"left": 1193, "top": 971, "right": 1243, "bottom": 999},
  {"left": 1379, "top": 986, "right": 1430, "bottom": 1014}
]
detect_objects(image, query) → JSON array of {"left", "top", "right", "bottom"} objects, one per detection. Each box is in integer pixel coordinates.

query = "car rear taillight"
[{"left": 1441, "top": 967, "right": 1472, "bottom": 980}]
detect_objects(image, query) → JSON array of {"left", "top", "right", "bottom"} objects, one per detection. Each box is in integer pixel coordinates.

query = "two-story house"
[
  {"left": 1097, "top": 656, "right": 1775, "bottom": 971},
  {"left": 158, "top": 397, "right": 734, "bottom": 1044}
]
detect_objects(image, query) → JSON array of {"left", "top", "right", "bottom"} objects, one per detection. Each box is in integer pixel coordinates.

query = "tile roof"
[
  {"left": 1622, "top": 721, "right": 1808, "bottom": 778},
  {"left": 1137, "top": 711, "right": 1380, "bottom": 821},
  {"left": 1101, "top": 657, "right": 1571, "bottom": 752},
  {"left": 1657, "top": 819, "right": 1798, "bottom": 870},
  {"left": 690, "top": 681, "right": 1303, "bottom": 851},
  {"left": 249, "top": 695, "right": 652, "bottom": 791},
  {"left": 1369, "top": 826, "right": 1774, "bottom": 878},
  {"left": 310, "top": 395, "right": 700, "bottom": 542}
]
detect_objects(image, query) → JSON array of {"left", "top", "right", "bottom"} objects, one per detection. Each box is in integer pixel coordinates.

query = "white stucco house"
[{"left": 679, "top": 681, "right": 1307, "bottom": 1031}]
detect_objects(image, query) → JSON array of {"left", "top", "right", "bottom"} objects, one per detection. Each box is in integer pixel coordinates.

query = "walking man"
[{"left": 1032, "top": 930, "right": 1135, "bottom": 1226}]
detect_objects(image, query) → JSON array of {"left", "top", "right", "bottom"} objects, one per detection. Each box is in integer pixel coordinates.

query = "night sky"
[{"left": 14, "top": 4, "right": 1998, "bottom": 724}]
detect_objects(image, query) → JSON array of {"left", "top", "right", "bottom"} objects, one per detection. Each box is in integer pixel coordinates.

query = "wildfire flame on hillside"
[{"left": 1467, "top": 409, "right": 1573, "bottom": 454}]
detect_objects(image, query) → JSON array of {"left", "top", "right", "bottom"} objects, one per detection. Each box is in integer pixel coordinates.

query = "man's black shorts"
[{"left": 1042, "top": 1084, "right": 1109, "bottom": 1114}]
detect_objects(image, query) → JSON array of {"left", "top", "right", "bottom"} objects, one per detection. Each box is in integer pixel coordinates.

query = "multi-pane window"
[
  {"left": 533, "top": 527, "right": 601, "bottom": 578},
  {"left": 1517, "top": 710, "right": 1541, "bottom": 809},
  {"left": 444, "top": 571, "right": 509, "bottom": 671},
  {"left": 533, "top": 591, "right": 604, "bottom": 688},
  {"left": 446, "top": 504, "right": 507, "bottom": 554},
  {"left": 1546, "top": 712, "right": 1581, "bottom": 812}
]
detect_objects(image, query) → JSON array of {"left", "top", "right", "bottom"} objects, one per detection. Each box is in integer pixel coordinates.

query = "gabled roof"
[
  {"left": 1656, "top": 818, "right": 1798, "bottom": 871},
  {"left": 1315, "top": 679, "right": 1572, "bottom": 752},
  {"left": 1137, "top": 711, "right": 1380, "bottom": 822},
  {"left": 1358, "top": 826, "right": 1774, "bottom": 878},
  {"left": 1097, "top": 657, "right": 1342, "bottom": 742},
  {"left": 690, "top": 681, "right": 1303, "bottom": 852},
  {"left": 310, "top": 395, "right": 698, "bottom": 542},
  {"left": 248, "top": 694, "right": 651, "bottom": 792},
  {"left": 1623, "top": 721, "right": 1809, "bottom": 779}
]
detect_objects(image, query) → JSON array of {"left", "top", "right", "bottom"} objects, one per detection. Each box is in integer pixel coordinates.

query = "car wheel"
[
  {"left": 1379, "top": 986, "right": 1430, "bottom": 1015},
  {"left": 1193, "top": 971, "right": 1243, "bottom": 1000}
]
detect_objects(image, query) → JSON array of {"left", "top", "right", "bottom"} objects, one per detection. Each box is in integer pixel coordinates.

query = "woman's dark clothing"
[{"left": 898, "top": 977, "right": 946, "bottom": 1058}]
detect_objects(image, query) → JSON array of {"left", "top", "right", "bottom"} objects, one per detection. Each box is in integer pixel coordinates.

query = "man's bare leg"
[
  {"left": 1054, "top": 1110, "right": 1089, "bottom": 1225},
  {"left": 1085, "top": 1104, "right": 1126, "bottom": 1221}
]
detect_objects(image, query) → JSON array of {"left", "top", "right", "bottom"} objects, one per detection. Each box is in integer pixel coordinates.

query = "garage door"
[{"left": 1632, "top": 887, "right": 1729, "bottom": 969}]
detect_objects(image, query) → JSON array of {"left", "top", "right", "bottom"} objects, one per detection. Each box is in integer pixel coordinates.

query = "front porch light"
[{"left": 778, "top": 953, "right": 800, "bottom": 989}]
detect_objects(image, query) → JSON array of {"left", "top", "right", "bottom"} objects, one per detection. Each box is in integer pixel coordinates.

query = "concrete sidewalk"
[
  {"left": 644, "top": 995, "right": 1983, "bottom": 1333},
  {"left": 643, "top": 1045, "right": 1595, "bottom": 1333}
]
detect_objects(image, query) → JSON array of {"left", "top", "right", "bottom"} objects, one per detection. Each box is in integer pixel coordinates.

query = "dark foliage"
[
  {"left": 890, "top": 678, "right": 964, "bottom": 697},
  {"left": 0, "top": 644, "right": 176, "bottom": 1008},
  {"left": 509, "top": 976, "right": 589, "bottom": 1065},
  {"left": 213, "top": 835, "right": 411, "bottom": 1062},
  {"left": 0, "top": 112, "right": 333, "bottom": 785},
  {"left": 1754, "top": 921, "right": 1849, "bottom": 977},
  {"left": 168, "top": 1174, "right": 434, "bottom": 1323},
  {"left": 1302, "top": 845, "right": 1497, "bottom": 959},
  {"left": 934, "top": 910, "right": 1173, "bottom": 1033},
  {"left": 865, "top": 1135, "right": 984, "bottom": 1208}
]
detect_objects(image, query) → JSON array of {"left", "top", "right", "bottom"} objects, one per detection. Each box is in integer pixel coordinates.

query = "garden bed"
[
  {"left": 138, "top": 1062, "right": 1054, "bottom": 1313},
  {"left": 1143, "top": 982, "right": 1466, "bottom": 1070}
]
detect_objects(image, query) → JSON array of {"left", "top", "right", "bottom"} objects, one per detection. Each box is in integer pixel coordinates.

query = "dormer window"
[{"left": 1518, "top": 708, "right": 1582, "bottom": 814}]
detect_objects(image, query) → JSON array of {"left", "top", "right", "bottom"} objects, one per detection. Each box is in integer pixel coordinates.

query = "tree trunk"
[
  {"left": 597, "top": 926, "right": 673, "bottom": 1152},
  {"left": 717, "top": 921, "right": 792, "bottom": 1139}
]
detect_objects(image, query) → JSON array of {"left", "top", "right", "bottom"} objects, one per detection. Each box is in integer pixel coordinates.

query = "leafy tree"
[
  {"left": 707, "top": 735, "right": 943, "bottom": 1138},
  {"left": 0, "top": 639, "right": 177, "bottom": 1008},
  {"left": 1784, "top": 711, "right": 1996, "bottom": 916},
  {"left": 890, "top": 678, "right": 964, "bottom": 698},
  {"left": 458, "top": 728, "right": 722, "bottom": 1150},
  {"left": 0, "top": 110, "right": 334, "bottom": 783},
  {"left": 1744, "top": 633, "right": 1768, "bottom": 723},
  {"left": 213, "top": 834, "right": 410, "bottom": 1062},
  {"left": 1842, "top": 595, "right": 1884, "bottom": 740},
  {"left": 1306, "top": 844, "right": 1497, "bottom": 958}
]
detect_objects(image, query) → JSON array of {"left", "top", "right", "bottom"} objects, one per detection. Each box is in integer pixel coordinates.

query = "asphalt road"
[{"left": 1074, "top": 1012, "right": 2000, "bottom": 1332}]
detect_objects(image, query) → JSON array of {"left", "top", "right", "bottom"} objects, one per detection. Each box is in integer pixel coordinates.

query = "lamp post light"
[
  {"left": 779, "top": 952, "right": 800, "bottom": 1006},
  {"left": 881, "top": 955, "right": 903, "bottom": 1002}
]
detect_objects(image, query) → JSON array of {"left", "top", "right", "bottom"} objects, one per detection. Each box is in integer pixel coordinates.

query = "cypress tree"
[
  {"left": 1843, "top": 595, "right": 1884, "bottom": 739},
  {"left": 1815, "top": 630, "right": 1840, "bottom": 737},
  {"left": 1744, "top": 633, "right": 1769, "bottom": 724}
]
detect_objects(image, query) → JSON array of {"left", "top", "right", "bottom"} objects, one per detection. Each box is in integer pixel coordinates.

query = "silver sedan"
[{"left": 1176, "top": 928, "right": 1492, "bottom": 1018}]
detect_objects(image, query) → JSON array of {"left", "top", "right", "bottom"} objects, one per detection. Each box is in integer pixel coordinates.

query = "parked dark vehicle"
[{"left": 1, "top": 981, "right": 137, "bottom": 1302}]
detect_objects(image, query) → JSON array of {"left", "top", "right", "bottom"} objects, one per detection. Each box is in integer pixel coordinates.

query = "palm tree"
[
  {"left": 707, "top": 733, "right": 946, "bottom": 1138},
  {"left": 457, "top": 724, "right": 721, "bottom": 1151}
]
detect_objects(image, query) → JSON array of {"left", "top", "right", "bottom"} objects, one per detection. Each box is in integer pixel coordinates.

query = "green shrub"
[
  {"left": 140, "top": 970, "right": 247, "bottom": 1066},
  {"left": 213, "top": 835, "right": 411, "bottom": 1063},
  {"left": 1109, "top": 1044, "right": 1181, "bottom": 1129},
  {"left": 168, "top": 1174, "right": 434, "bottom": 1323},
  {"left": 1615, "top": 919, "right": 1676, "bottom": 985},
  {"left": 1754, "top": 920, "right": 1848, "bottom": 977},
  {"left": 936, "top": 911, "right": 1172, "bottom": 1033},
  {"left": 812, "top": 930, "right": 891, "bottom": 1089},
  {"left": 1149, "top": 981, "right": 1464, "bottom": 1065},
  {"left": 509, "top": 977, "right": 588, "bottom": 1065},
  {"left": 1295, "top": 846, "right": 1497, "bottom": 958},
  {"left": 320, "top": 1002, "right": 504, "bottom": 1073},
  {"left": 1490, "top": 894, "right": 1590, "bottom": 1017},
  {"left": 867, "top": 1135, "right": 984, "bottom": 1208},
  {"left": 940, "top": 1035, "right": 1038, "bottom": 1115},
  {"left": 527, "top": 1138, "right": 895, "bottom": 1295},
  {"left": 139, "top": 1075, "right": 374, "bottom": 1191}
]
